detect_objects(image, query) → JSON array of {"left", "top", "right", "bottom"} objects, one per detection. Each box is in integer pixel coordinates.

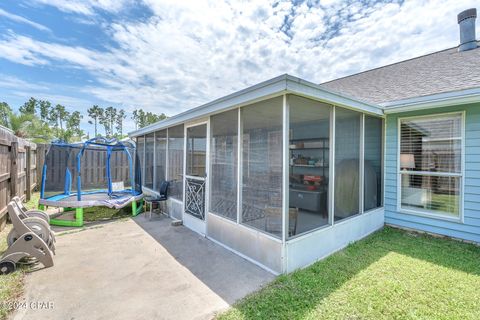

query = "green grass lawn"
[
  {"left": 0, "top": 225, "right": 25, "bottom": 320},
  {"left": 82, "top": 205, "right": 133, "bottom": 221},
  {"left": 218, "top": 227, "right": 480, "bottom": 320},
  {"left": 24, "top": 192, "right": 40, "bottom": 210}
]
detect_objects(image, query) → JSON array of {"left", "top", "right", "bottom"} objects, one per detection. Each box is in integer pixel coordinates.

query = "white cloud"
[
  {"left": 0, "top": 8, "right": 50, "bottom": 31},
  {"left": 0, "top": 74, "right": 50, "bottom": 91},
  {"left": 29, "top": 0, "right": 135, "bottom": 15},
  {"left": 1, "top": 0, "right": 479, "bottom": 124}
]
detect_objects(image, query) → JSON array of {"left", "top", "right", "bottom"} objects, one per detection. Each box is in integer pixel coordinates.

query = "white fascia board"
[
  {"left": 383, "top": 87, "right": 480, "bottom": 114},
  {"left": 285, "top": 76, "right": 384, "bottom": 116},
  {"left": 129, "top": 74, "right": 384, "bottom": 137}
]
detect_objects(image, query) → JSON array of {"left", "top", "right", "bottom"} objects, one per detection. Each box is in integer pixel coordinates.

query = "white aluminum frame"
[
  {"left": 237, "top": 107, "right": 242, "bottom": 224},
  {"left": 137, "top": 90, "right": 386, "bottom": 274},
  {"left": 206, "top": 108, "right": 241, "bottom": 223},
  {"left": 329, "top": 106, "right": 336, "bottom": 226},
  {"left": 165, "top": 128, "right": 169, "bottom": 182},
  {"left": 363, "top": 115, "right": 386, "bottom": 213},
  {"left": 359, "top": 113, "right": 365, "bottom": 214},
  {"left": 207, "top": 96, "right": 284, "bottom": 240},
  {"left": 183, "top": 120, "right": 210, "bottom": 235},
  {"left": 142, "top": 135, "right": 146, "bottom": 183},
  {"left": 330, "top": 107, "right": 365, "bottom": 223},
  {"left": 396, "top": 111, "right": 465, "bottom": 222},
  {"left": 153, "top": 131, "right": 156, "bottom": 191},
  {"left": 282, "top": 95, "right": 289, "bottom": 244},
  {"left": 207, "top": 97, "right": 287, "bottom": 241},
  {"left": 285, "top": 101, "right": 335, "bottom": 241}
]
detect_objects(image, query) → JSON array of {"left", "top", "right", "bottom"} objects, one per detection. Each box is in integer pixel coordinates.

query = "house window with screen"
[{"left": 399, "top": 113, "right": 462, "bottom": 218}]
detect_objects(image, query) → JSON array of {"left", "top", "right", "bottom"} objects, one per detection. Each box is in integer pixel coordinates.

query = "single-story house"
[{"left": 129, "top": 8, "right": 480, "bottom": 274}]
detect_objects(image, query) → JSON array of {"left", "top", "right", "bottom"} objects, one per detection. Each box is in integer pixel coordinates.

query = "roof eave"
[
  {"left": 382, "top": 87, "right": 480, "bottom": 114},
  {"left": 129, "top": 74, "right": 383, "bottom": 138}
]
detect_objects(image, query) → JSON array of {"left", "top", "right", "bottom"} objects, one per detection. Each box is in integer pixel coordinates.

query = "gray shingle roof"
[{"left": 319, "top": 42, "right": 480, "bottom": 105}]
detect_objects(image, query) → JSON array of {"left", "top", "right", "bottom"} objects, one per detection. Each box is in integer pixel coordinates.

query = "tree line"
[
  {"left": 88, "top": 106, "right": 167, "bottom": 138},
  {"left": 0, "top": 98, "right": 83, "bottom": 143},
  {"left": 0, "top": 97, "right": 167, "bottom": 143}
]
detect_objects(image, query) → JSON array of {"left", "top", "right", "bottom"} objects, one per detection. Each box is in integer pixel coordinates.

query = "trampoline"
[{"left": 39, "top": 137, "right": 143, "bottom": 227}]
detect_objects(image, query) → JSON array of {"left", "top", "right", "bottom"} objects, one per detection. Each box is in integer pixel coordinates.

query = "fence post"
[
  {"left": 10, "top": 141, "right": 18, "bottom": 198},
  {"left": 36, "top": 144, "right": 46, "bottom": 191},
  {"left": 26, "top": 145, "right": 31, "bottom": 201}
]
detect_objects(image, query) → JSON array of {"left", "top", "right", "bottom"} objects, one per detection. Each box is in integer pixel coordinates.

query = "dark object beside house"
[{"left": 144, "top": 181, "right": 170, "bottom": 218}]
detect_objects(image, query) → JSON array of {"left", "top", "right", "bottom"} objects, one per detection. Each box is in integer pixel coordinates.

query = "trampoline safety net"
[{"left": 40, "top": 138, "right": 142, "bottom": 208}]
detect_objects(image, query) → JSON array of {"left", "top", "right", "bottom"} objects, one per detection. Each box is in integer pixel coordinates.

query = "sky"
[{"left": 0, "top": 0, "right": 478, "bottom": 136}]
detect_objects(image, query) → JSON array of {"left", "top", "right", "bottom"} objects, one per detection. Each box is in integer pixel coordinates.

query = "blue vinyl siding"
[{"left": 384, "top": 102, "right": 480, "bottom": 243}]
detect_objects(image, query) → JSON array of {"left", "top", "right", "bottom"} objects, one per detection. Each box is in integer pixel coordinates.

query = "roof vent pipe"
[{"left": 458, "top": 8, "right": 477, "bottom": 52}]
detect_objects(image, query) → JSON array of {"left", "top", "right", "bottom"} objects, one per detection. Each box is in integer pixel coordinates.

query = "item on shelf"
[
  {"left": 290, "top": 154, "right": 296, "bottom": 165},
  {"left": 304, "top": 141, "right": 323, "bottom": 148},
  {"left": 295, "top": 157, "right": 308, "bottom": 165},
  {"left": 297, "top": 142, "right": 304, "bottom": 148},
  {"left": 304, "top": 175, "right": 322, "bottom": 183}
]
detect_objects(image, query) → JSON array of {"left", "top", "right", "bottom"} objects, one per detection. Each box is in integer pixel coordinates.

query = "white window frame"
[{"left": 396, "top": 111, "right": 465, "bottom": 222}]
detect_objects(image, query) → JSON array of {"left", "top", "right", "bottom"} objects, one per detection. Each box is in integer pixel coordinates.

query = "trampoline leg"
[
  {"left": 50, "top": 207, "right": 84, "bottom": 227},
  {"left": 132, "top": 199, "right": 143, "bottom": 217},
  {"left": 75, "top": 207, "right": 84, "bottom": 226}
]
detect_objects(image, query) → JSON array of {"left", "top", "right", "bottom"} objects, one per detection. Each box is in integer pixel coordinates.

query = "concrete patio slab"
[{"left": 11, "top": 215, "right": 274, "bottom": 320}]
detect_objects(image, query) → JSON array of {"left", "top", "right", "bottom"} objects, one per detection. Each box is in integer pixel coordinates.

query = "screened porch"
[{"left": 132, "top": 76, "right": 385, "bottom": 273}]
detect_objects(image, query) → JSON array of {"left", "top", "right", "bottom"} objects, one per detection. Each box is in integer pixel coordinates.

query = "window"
[
  {"left": 364, "top": 116, "right": 383, "bottom": 211},
  {"left": 334, "top": 108, "right": 361, "bottom": 221},
  {"left": 155, "top": 130, "right": 167, "bottom": 190},
  {"left": 210, "top": 110, "right": 238, "bottom": 221},
  {"left": 241, "top": 97, "right": 283, "bottom": 237},
  {"left": 399, "top": 113, "right": 462, "bottom": 218},
  {"left": 144, "top": 133, "right": 154, "bottom": 189},
  {"left": 288, "top": 95, "right": 330, "bottom": 237},
  {"left": 168, "top": 125, "right": 184, "bottom": 201}
]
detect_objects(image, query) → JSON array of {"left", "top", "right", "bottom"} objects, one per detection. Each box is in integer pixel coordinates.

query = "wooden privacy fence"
[{"left": 0, "top": 125, "right": 39, "bottom": 231}]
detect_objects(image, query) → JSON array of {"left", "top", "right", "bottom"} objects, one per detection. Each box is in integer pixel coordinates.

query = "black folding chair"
[{"left": 144, "top": 181, "right": 169, "bottom": 219}]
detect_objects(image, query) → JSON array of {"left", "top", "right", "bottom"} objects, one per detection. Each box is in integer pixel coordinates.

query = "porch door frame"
[{"left": 182, "top": 119, "right": 210, "bottom": 236}]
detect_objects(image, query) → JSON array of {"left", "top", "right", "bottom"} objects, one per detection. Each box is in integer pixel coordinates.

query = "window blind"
[
  {"left": 399, "top": 113, "right": 462, "bottom": 218},
  {"left": 400, "top": 114, "right": 462, "bottom": 174}
]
